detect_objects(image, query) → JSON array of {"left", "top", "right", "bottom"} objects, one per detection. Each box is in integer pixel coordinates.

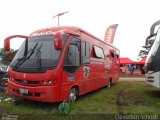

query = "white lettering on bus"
[{"left": 31, "top": 31, "right": 55, "bottom": 37}]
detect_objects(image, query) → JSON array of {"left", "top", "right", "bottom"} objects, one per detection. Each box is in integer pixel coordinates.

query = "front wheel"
[{"left": 68, "top": 88, "right": 77, "bottom": 103}]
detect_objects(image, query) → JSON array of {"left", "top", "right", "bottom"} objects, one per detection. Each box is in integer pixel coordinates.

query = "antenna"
[{"left": 52, "top": 11, "right": 69, "bottom": 26}]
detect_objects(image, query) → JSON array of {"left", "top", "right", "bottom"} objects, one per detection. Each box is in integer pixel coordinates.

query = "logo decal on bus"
[{"left": 83, "top": 66, "right": 90, "bottom": 78}]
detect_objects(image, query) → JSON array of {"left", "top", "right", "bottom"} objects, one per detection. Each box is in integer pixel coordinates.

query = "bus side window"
[
  {"left": 64, "top": 37, "right": 81, "bottom": 74},
  {"left": 93, "top": 46, "right": 104, "bottom": 59},
  {"left": 116, "top": 54, "right": 119, "bottom": 60},
  {"left": 82, "top": 41, "right": 90, "bottom": 64},
  {"left": 111, "top": 51, "right": 115, "bottom": 58}
]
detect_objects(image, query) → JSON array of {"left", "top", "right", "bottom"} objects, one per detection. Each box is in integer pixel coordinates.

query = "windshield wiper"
[
  {"left": 14, "top": 43, "right": 39, "bottom": 68},
  {"left": 34, "top": 43, "right": 43, "bottom": 71}
]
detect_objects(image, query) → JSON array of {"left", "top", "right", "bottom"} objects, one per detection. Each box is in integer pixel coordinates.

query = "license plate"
[{"left": 19, "top": 88, "right": 28, "bottom": 94}]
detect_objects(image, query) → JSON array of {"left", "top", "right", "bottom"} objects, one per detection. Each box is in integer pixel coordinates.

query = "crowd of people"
[{"left": 121, "top": 64, "right": 144, "bottom": 75}]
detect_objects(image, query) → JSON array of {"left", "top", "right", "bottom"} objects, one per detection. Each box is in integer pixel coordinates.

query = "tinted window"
[
  {"left": 11, "top": 35, "right": 68, "bottom": 72},
  {"left": 116, "top": 54, "right": 119, "bottom": 60},
  {"left": 93, "top": 46, "right": 104, "bottom": 59},
  {"left": 64, "top": 38, "right": 81, "bottom": 66},
  {"left": 111, "top": 51, "right": 114, "bottom": 58},
  {"left": 64, "top": 37, "right": 81, "bottom": 74},
  {"left": 82, "top": 41, "right": 90, "bottom": 64}
]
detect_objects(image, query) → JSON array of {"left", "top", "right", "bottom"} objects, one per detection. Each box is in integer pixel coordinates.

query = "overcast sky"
[{"left": 1, "top": 0, "right": 160, "bottom": 60}]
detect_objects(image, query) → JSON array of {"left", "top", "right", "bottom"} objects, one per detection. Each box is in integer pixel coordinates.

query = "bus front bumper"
[{"left": 7, "top": 80, "right": 58, "bottom": 102}]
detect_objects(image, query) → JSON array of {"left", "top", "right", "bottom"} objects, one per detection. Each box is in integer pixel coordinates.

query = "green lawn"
[{"left": 0, "top": 81, "right": 160, "bottom": 120}]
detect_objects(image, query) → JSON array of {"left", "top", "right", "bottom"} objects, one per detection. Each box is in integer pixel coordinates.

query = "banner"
[{"left": 104, "top": 24, "right": 118, "bottom": 44}]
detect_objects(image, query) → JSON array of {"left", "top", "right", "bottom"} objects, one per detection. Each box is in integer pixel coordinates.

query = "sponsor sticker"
[{"left": 67, "top": 75, "right": 75, "bottom": 81}]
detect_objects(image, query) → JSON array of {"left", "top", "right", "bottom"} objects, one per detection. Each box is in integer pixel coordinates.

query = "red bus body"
[{"left": 6, "top": 26, "right": 120, "bottom": 102}]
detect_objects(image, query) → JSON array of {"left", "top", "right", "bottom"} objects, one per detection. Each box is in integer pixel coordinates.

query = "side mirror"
[
  {"left": 54, "top": 32, "right": 63, "bottom": 50},
  {"left": 4, "top": 37, "right": 10, "bottom": 51},
  {"left": 54, "top": 30, "right": 80, "bottom": 50},
  {"left": 4, "top": 35, "right": 27, "bottom": 51}
]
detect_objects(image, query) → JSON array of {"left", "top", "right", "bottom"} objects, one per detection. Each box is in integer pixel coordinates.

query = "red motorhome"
[{"left": 4, "top": 26, "right": 120, "bottom": 102}]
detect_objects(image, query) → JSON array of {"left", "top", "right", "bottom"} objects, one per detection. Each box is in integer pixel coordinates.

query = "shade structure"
[{"left": 120, "top": 57, "right": 146, "bottom": 65}]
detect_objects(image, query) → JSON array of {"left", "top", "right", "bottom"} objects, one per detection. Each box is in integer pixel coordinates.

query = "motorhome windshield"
[
  {"left": 11, "top": 35, "right": 67, "bottom": 72},
  {"left": 146, "top": 30, "right": 160, "bottom": 72}
]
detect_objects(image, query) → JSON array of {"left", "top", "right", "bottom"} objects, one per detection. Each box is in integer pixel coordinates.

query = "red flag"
[{"left": 104, "top": 24, "right": 118, "bottom": 44}]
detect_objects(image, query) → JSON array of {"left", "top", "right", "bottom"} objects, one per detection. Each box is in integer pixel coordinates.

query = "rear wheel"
[
  {"left": 68, "top": 88, "right": 77, "bottom": 103},
  {"left": 108, "top": 79, "right": 112, "bottom": 88}
]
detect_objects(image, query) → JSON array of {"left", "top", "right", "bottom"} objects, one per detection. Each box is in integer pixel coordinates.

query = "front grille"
[
  {"left": 12, "top": 88, "right": 41, "bottom": 97},
  {"left": 35, "top": 92, "right": 40, "bottom": 97},
  {"left": 15, "top": 79, "right": 39, "bottom": 85},
  {"left": 21, "top": 92, "right": 33, "bottom": 96}
]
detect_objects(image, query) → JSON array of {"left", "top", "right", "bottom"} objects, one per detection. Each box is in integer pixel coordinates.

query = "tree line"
[{"left": 0, "top": 48, "right": 14, "bottom": 65}]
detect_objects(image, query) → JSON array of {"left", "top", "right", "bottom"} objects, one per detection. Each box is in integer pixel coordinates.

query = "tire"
[
  {"left": 68, "top": 88, "right": 77, "bottom": 103},
  {"left": 108, "top": 79, "right": 112, "bottom": 88}
]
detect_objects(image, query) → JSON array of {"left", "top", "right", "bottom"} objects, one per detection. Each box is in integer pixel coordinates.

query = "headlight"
[
  {"left": 48, "top": 80, "right": 52, "bottom": 85},
  {"left": 41, "top": 80, "right": 55, "bottom": 85},
  {"left": 43, "top": 80, "right": 47, "bottom": 85}
]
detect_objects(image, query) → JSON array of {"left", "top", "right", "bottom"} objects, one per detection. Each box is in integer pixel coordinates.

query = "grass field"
[{"left": 0, "top": 80, "right": 160, "bottom": 120}]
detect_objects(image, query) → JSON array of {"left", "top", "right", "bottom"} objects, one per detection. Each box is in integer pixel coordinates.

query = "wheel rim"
[{"left": 69, "top": 88, "right": 76, "bottom": 103}]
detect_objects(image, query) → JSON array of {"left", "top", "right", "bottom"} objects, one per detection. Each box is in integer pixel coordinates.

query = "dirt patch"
[
  {"left": 116, "top": 82, "right": 132, "bottom": 114},
  {"left": 116, "top": 89, "right": 125, "bottom": 114}
]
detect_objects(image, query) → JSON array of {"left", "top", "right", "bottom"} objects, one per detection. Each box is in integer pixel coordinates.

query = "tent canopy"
[{"left": 120, "top": 57, "right": 146, "bottom": 65}]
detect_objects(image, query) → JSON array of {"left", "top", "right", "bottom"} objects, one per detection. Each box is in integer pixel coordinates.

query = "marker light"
[{"left": 43, "top": 80, "right": 47, "bottom": 85}]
